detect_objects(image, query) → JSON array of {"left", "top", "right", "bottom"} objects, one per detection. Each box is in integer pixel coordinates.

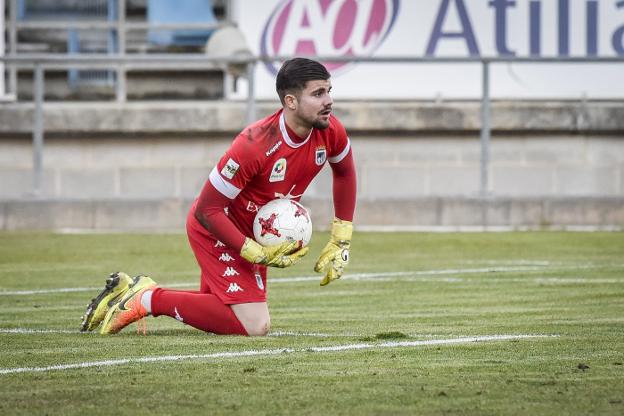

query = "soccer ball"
[{"left": 253, "top": 199, "right": 312, "bottom": 247}]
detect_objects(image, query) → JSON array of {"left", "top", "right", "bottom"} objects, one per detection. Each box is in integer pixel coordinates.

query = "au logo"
[
  {"left": 260, "top": 0, "right": 400, "bottom": 75},
  {"left": 269, "top": 158, "right": 287, "bottom": 182}
]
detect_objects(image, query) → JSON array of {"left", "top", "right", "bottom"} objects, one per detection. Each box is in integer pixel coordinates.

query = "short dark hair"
[{"left": 276, "top": 58, "right": 330, "bottom": 105}]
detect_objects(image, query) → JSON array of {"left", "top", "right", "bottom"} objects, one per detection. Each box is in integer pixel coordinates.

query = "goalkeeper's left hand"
[
  {"left": 314, "top": 218, "right": 353, "bottom": 286},
  {"left": 240, "top": 237, "right": 309, "bottom": 268}
]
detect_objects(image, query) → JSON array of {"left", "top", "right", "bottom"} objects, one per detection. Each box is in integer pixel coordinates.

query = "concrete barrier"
[
  {"left": 1, "top": 197, "right": 623, "bottom": 232},
  {"left": 1, "top": 100, "right": 623, "bottom": 230}
]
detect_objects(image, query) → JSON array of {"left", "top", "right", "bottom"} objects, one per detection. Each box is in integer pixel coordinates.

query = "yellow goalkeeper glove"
[
  {"left": 314, "top": 218, "right": 353, "bottom": 286},
  {"left": 240, "top": 237, "right": 309, "bottom": 268}
]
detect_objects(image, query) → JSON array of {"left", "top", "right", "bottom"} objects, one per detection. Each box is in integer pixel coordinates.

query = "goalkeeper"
[{"left": 81, "top": 58, "right": 357, "bottom": 336}]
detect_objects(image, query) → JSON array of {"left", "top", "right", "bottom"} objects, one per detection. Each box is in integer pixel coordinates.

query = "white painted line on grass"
[
  {"left": 271, "top": 266, "right": 550, "bottom": 283},
  {"left": 356, "top": 225, "right": 624, "bottom": 232},
  {"left": 2, "top": 264, "right": 620, "bottom": 296},
  {"left": 0, "top": 328, "right": 77, "bottom": 334},
  {"left": 0, "top": 328, "right": 337, "bottom": 337},
  {"left": 268, "top": 331, "right": 333, "bottom": 337},
  {"left": 0, "top": 267, "right": 543, "bottom": 295},
  {"left": 0, "top": 287, "right": 101, "bottom": 295},
  {"left": 0, "top": 334, "right": 551, "bottom": 375}
]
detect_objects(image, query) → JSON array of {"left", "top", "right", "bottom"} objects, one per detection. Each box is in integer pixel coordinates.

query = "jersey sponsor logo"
[
  {"left": 265, "top": 140, "right": 282, "bottom": 156},
  {"left": 260, "top": 0, "right": 399, "bottom": 75},
  {"left": 226, "top": 282, "right": 244, "bottom": 293},
  {"left": 315, "top": 146, "right": 327, "bottom": 165},
  {"left": 275, "top": 184, "right": 303, "bottom": 200},
  {"left": 222, "top": 267, "right": 240, "bottom": 277},
  {"left": 269, "top": 158, "right": 287, "bottom": 182},
  {"left": 246, "top": 200, "right": 260, "bottom": 213},
  {"left": 219, "top": 253, "right": 235, "bottom": 262},
  {"left": 221, "top": 158, "right": 240, "bottom": 180},
  {"left": 255, "top": 272, "right": 265, "bottom": 290}
]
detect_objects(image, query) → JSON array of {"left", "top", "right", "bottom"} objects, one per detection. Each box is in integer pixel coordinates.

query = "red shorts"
[{"left": 186, "top": 204, "right": 268, "bottom": 305}]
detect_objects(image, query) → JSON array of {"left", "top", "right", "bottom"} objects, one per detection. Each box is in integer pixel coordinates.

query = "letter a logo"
[{"left": 260, "top": 0, "right": 400, "bottom": 74}]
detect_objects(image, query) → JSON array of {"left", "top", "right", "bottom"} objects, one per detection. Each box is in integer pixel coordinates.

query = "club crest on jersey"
[
  {"left": 269, "top": 158, "right": 287, "bottom": 182},
  {"left": 221, "top": 158, "right": 240, "bottom": 180},
  {"left": 315, "top": 146, "right": 327, "bottom": 166},
  {"left": 255, "top": 272, "right": 265, "bottom": 290}
]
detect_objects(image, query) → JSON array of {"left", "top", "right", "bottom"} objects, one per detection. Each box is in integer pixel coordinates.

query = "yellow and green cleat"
[
  {"left": 80, "top": 272, "right": 134, "bottom": 332},
  {"left": 100, "top": 275, "right": 157, "bottom": 335}
]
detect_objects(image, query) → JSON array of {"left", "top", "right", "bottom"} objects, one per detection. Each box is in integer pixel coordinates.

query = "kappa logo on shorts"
[
  {"left": 222, "top": 267, "right": 240, "bottom": 277},
  {"left": 214, "top": 240, "right": 226, "bottom": 248},
  {"left": 219, "top": 253, "right": 235, "bottom": 262},
  {"left": 226, "top": 282, "right": 244, "bottom": 293},
  {"left": 221, "top": 158, "right": 240, "bottom": 180}
]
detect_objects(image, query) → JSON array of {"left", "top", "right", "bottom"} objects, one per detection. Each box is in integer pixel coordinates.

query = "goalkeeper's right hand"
[{"left": 240, "top": 237, "right": 309, "bottom": 268}]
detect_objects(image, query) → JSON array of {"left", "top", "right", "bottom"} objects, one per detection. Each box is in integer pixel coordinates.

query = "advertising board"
[{"left": 230, "top": 0, "right": 624, "bottom": 99}]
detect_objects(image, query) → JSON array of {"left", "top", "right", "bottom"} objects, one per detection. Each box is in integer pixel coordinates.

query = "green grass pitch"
[{"left": 0, "top": 231, "right": 623, "bottom": 415}]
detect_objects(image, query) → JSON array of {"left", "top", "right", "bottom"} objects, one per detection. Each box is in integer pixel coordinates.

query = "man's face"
[{"left": 291, "top": 79, "right": 333, "bottom": 130}]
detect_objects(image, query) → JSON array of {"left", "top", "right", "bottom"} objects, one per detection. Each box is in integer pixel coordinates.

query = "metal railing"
[
  {"left": 4, "top": 0, "right": 231, "bottom": 101},
  {"left": 4, "top": 0, "right": 623, "bottom": 199},
  {"left": 2, "top": 54, "right": 623, "bottom": 201},
  {"left": 0, "top": 53, "right": 256, "bottom": 197}
]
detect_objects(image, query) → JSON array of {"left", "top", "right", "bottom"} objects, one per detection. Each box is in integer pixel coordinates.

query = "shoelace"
[
  {"left": 136, "top": 318, "right": 148, "bottom": 335},
  {"left": 131, "top": 289, "right": 149, "bottom": 335}
]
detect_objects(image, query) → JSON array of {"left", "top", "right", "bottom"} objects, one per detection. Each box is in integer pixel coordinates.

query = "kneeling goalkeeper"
[{"left": 80, "top": 58, "right": 356, "bottom": 336}]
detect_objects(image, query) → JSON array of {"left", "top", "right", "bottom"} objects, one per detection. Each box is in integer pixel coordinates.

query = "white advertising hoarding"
[{"left": 230, "top": 0, "right": 624, "bottom": 99}]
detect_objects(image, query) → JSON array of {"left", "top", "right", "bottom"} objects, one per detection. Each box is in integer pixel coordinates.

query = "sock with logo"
[
  {"left": 150, "top": 288, "right": 248, "bottom": 335},
  {"left": 140, "top": 288, "right": 202, "bottom": 315},
  {"left": 140, "top": 290, "right": 153, "bottom": 314}
]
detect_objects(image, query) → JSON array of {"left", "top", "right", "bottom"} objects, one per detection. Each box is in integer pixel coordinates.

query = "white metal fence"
[{"left": 2, "top": 53, "right": 623, "bottom": 200}]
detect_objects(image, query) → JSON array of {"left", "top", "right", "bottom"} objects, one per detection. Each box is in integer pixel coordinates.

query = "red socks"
[{"left": 151, "top": 288, "right": 248, "bottom": 335}]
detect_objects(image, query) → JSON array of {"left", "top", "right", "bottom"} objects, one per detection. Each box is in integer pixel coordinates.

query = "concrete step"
[
  {"left": 17, "top": 25, "right": 205, "bottom": 54},
  {"left": 16, "top": 70, "right": 224, "bottom": 100},
  {"left": 2, "top": 198, "right": 623, "bottom": 231}
]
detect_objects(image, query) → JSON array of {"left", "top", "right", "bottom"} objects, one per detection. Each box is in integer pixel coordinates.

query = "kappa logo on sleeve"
[{"left": 221, "top": 158, "right": 240, "bottom": 180}]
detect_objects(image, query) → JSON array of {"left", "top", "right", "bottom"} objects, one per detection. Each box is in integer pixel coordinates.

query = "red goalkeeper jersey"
[{"left": 207, "top": 109, "right": 352, "bottom": 240}]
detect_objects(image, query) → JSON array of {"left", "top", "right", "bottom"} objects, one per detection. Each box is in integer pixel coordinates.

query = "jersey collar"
[{"left": 279, "top": 111, "right": 313, "bottom": 148}]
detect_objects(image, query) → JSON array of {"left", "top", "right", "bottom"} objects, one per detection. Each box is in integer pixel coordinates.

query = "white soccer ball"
[{"left": 253, "top": 199, "right": 313, "bottom": 247}]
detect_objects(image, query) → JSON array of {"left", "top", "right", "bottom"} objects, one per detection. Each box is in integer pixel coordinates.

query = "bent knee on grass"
[
  {"left": 244, "top": 317, "right": 271, "bottom": 336},
  {"left": 230, "top": 302, "right": 271, "bottom": 336}
]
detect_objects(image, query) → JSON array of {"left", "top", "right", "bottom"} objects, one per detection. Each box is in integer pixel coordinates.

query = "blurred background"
[{"left": 1, "top": 0, "right": 623, "bottom": 231}]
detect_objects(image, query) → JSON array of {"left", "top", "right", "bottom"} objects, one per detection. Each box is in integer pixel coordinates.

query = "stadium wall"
[{"left": 0, "top": 101, "right": 623, "bottom": 231}]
